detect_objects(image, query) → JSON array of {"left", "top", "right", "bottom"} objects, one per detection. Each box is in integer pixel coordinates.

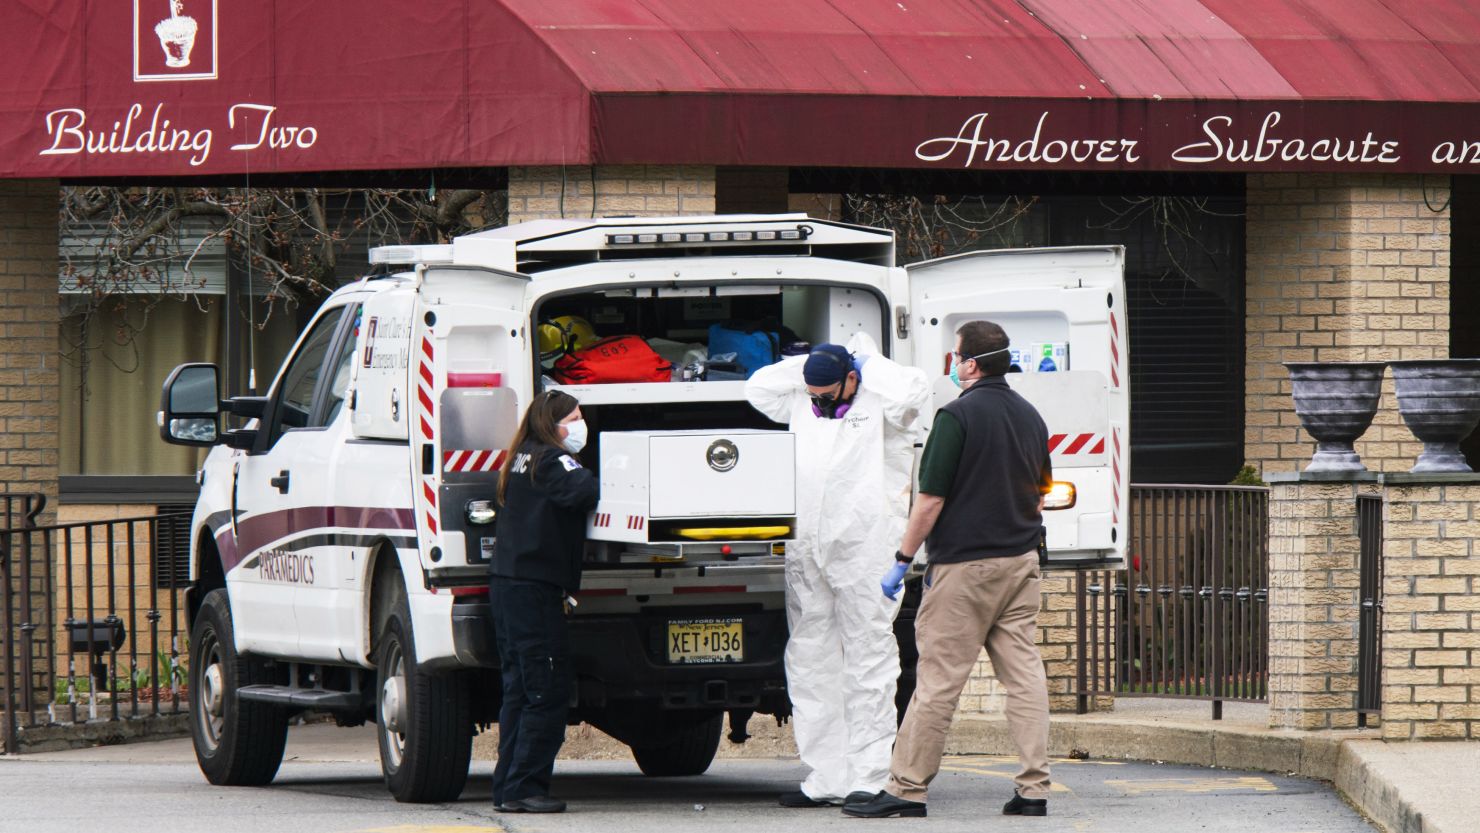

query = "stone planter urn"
[
  {"left": 1390, "top": 359, "right": 1480, "bottom": 473},
  {"left": 1284, "top": 362, "right": 1386, "bottom": 473}
]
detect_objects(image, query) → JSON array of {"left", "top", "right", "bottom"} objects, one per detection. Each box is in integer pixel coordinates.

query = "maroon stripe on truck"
[{"left": 216, "top": 505, "right": 416, "bottom": 573}]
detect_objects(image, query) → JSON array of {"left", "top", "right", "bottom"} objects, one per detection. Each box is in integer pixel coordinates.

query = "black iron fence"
[
  {"left": 1356, "top": 494, "right": 1384, "bottom": 726},
  {"left": 1076, "top": 484, "right": 1270, "bottom": 717},
  {"left": 1, "top": 494, "right": 193, "bottom": 753}
]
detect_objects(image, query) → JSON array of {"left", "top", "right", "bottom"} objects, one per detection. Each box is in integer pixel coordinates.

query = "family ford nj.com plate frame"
[{"left": 666, "top": 618, "right": 744, "bottom": 665}]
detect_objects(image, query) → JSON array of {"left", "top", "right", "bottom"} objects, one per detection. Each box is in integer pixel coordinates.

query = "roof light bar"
[{"left": 605, "top": 224, "right": 813, "bottom": 247}]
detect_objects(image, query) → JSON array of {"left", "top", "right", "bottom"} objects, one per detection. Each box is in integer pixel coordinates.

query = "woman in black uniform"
[{"left": 490, "top": 390, "right": 599, "bottom": 814}]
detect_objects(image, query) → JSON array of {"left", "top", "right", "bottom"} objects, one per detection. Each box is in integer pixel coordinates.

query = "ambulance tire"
[
  {"left": 190, "top": 588, "right": 289, "bottom": 786},
  {"left": 375, "top": 592, "right": 472, "bottom": 803},
  {"left": 630, "top": 712, "right": 723, "bottom": 777}
]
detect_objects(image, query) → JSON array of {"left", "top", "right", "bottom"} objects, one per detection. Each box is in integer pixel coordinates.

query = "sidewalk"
[{"left": 944, "top": 699, "right": 1476, "bottom": 833}]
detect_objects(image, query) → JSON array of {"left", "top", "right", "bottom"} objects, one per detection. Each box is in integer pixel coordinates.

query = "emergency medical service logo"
[{"left": 134, "top": 0, "right": 218, "bottom": 82}]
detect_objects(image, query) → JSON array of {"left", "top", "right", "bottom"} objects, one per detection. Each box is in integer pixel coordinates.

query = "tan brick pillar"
[
  {"left": 1266, "top": 476, "right": 1375, "bottom": 730},
  {"left": 1246, "top": 174, "right": 1451, "bottom": 477},
  {"left": 0, "top": 179, "right": 59, "bottom": 519},
  {"left": 0, "top": 179, "right": 60, "bottom": 725},
  {"left": 506, "top": 165, "right": 716, "bottom": 224},
  {"left": 1380, "top": 479, "right": 1480, "bottom": 740}
]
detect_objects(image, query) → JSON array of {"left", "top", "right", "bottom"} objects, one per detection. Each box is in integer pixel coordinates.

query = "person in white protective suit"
[{"left": 745, "top": 333, "right": 930, "bottom": 808}]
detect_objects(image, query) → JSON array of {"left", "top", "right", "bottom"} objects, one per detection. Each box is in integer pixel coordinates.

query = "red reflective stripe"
[
  {"left": 419, "top": 363, "right": 435, "bottom": 387},
  {"left": 1047, "top": 434, "right": 1068, "bottom": 452},
  {"left": 1111, "top": 366, "right": 1121, "bottom": 387},
  {"left": 424, "top": 482, "right": 437, "bottom": 505},
  {"left": 421, "top": 338, "right": 434, "bottom": 360},
  {"left": 1113, "top": 429, "right": 1121, "bottom": 453},
  {"left": 1064, "top": 434, "right": 1093, "bottom": 454},
  {"left": 427, "top": 513, "right": 438, "bottom": 535},
  {"left": 450, "top": 586, "right": 489, "bottom": 597},
  {"left": 447, "top": 372, "right": 502, "bottom": 388},
  {"left": 420, "top": 416, "right": 434, "bottom": 439},
  {"left": 1091, "top": 437, "right": 1106, "bottom": 454},
  {"left": 489, "top": 450, "right": 508, "bottom": 471},
  {"left": 471, "top": 450, "right": 492, "bottom": 470},
  {"left": 674, "top": 585, "right": 746, "bottom": 594},
  {"left": 418, "top": 387, "right": 435, "bottom": 415},
  {"left": 444, "top": 450, "right": 465, "bottom": 471}
]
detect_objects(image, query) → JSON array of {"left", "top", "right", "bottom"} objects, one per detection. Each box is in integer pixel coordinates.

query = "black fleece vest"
[{"left": 926, "top": 376, "right": 1052, "bottom": 563}]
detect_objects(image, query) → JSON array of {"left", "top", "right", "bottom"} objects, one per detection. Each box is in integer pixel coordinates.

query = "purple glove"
[{"left": 881, "top": 561, "right": 909, "bottom": 600}]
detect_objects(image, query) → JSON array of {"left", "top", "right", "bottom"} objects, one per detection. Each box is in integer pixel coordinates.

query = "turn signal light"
[{"left": 1044, "top": 481, "right": 1077, "bottom": 510}]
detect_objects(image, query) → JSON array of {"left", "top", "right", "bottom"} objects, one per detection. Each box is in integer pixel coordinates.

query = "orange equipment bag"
[{"left": 552, "top": 335, "right": 673, "bottom": 384}]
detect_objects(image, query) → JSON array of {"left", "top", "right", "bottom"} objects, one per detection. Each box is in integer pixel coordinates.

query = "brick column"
[
  {"left": 1246, "top": 174, "right": 1451, "bottom": 476},
  {"left": 1380, "top": 479, "right": 1480, "bottom": 740},
  {"left": 506, "top": 165, "right": 716, "bottom": 224},
  {"left": 0, "top": 179, "right": 60, "bottom": 721},
  {"left": 1267, "top": 476, "right": 1375, "bottom": 730},
  {"left": 0, "top": 179, "right": 60, "bottom": 517}
]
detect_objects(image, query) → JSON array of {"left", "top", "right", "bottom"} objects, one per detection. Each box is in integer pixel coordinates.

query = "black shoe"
[
  {"left": 1002, "top": 790, "right": 1048, "bottom": 817},
  {"left": 780, "top": 790, "right": 836, "bottom": 808},
  {"left": 842, "top": 791, "right": 927, "bottom": 819},
  {"left": 497, "top": 795, "right": 567, "bottom": 813},
  {"left": 843, "top": 791, "right": 877, "bottom": 806}
]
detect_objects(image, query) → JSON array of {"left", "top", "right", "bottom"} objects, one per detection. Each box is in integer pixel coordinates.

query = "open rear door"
[{"left": 904, "top": 247, "right": 1128, "bottom": 570}]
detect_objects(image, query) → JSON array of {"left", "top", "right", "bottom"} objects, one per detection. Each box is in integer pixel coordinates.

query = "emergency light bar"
[{"left": 605, "top": 225, "right": 813, "bottom": 247}]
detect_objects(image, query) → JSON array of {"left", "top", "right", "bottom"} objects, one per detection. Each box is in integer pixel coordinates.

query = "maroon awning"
[{"left": 4, "top": 0, "right": 1479, "bottom": 178}]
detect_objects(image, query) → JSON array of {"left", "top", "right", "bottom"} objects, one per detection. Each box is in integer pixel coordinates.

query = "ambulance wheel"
[
  {"left": 631, "top": 712, "right": 723, "bottom": 776},
  {"left": 375, "top": 591, "right": 472, "bottom": 803},
  {"left": 190, "top": 588, "right": 289, "bottom": 786}
]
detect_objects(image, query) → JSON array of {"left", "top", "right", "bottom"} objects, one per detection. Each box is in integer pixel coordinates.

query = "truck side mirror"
[{"left": 159, "top": 363, "right": 221, "bottom": 446}]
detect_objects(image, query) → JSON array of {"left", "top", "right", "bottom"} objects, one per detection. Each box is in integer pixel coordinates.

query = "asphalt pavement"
[{"left": 0, "top": 725, "right": 1376, "bottom": 833}]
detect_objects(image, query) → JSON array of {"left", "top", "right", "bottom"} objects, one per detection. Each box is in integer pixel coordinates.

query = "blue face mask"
[{"left": 950, "top": 347, "right": 1010, "bottom": 388}]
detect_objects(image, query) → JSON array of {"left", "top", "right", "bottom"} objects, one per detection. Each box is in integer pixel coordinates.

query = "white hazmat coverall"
[{"left": 745, "top": 332, "right": 930, "bottom": 801}]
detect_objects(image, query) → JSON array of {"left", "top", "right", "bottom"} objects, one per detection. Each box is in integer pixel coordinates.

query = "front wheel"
[
  {"left": 375, "top": 589, "right": 472, "bottom": 803},
  {"left": 189, "top": 588, "right": 289, "bottom": 786},
  {"left": 630, "top": 712, "right": 723, "bottom": 777}
]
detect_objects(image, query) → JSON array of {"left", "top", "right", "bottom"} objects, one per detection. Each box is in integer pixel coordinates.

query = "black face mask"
[{"left": 809, "top": 382, "right": 852, "bottom": 419}]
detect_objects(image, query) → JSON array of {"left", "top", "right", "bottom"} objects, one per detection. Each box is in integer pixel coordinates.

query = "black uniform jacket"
[{"left": 491, "top": 440, "right": 600, "bottom": 593}]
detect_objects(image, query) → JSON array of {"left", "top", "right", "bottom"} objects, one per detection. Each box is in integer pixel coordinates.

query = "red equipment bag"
[{"left": 552, "top": 335, "right": 673, "bottom": 384}]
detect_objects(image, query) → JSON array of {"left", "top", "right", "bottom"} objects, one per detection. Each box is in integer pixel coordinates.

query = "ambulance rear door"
[
  {"left": 410, "top": 263, "right": 528, "bottom": 579},
  {"left": 903, "top": 246, "right": 1128, "bottom": 570}
]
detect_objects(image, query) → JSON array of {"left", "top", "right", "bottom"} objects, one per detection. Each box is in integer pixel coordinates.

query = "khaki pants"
[{"left": 886, "top": 551, "right": 1050, "bottom": 802}]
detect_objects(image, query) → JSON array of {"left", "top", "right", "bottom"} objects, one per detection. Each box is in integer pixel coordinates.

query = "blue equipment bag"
[{"left": 707, "top": 323, "right": 780, "bottom": 378}]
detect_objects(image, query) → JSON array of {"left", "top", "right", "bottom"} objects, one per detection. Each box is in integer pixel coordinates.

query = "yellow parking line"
[
  {"left": 352, "top": 826, "right": 502, "bottom": 833},
  {"left": 1105, "top": 776, "right": 1278, "bottom": 795},
  {"left": 944, "top": 754, "right": 1126, "bottom": 767},
  {"left": 939, "top": 763, "right": 1073, "bottom": 794}
]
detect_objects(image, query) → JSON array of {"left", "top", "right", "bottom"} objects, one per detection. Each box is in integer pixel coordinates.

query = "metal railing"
[
  {"left": 1076, "top": 484, "right": 1270, "bottom": 717},
  {"left": 1356, "top": 494, "right": 1384, "bottom": 726},
  {"left": 2, "top": 494, "right": 193, "bottom": 753}
]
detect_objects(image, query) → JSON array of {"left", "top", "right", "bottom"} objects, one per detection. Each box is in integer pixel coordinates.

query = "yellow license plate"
[{"left": 666, "top": 618, "right": 744, "bottom": 664}]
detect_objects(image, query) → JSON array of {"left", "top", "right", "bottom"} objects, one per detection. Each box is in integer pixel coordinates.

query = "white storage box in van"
[{"left": 590, "top": 428, "right": 796, "bottom": 544}]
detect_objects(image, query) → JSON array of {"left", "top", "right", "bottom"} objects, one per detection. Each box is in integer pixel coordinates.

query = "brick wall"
[
  {"left": 1380, "top": 482, "right": 1480, "bottom": 740},
  {"left": 1245, "top": 173, "right": 1451, "bottom": 476},
  {"left": 0, "top": 180, "right": 60, "bottom": 518},
  {"left": 1267, "top": 478, "right": 1376, "bottom": 730},
  {"left": 506, "top": 165, "right": 716, "bottom": 224},
  {"left": 0, "top": 180, "right": 60, "bottom": 719}
]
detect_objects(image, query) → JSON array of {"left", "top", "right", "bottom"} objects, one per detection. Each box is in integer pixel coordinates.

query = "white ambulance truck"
[{"left": 158, "top": 214, "right": 1128, "bottom": 803}]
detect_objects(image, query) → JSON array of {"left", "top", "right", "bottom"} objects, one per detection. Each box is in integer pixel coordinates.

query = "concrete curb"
[
  {"left": 946, "top": 714, "right": 1352, "bottom": 781},
  {"left": 945, "top": 715, "right": 1444, "bottom": 833},
  {"left": 14, "top": 714, "right": 192, "bottom": 754}
]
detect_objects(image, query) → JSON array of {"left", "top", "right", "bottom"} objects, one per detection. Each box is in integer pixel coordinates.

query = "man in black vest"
[{"left": 846, "top": 320, "right": 1053, "bottom": 820}]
